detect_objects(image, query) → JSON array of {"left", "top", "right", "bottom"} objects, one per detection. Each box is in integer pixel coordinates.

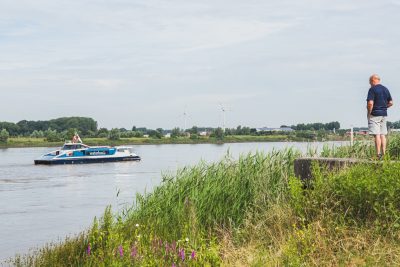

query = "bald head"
[{"left": 369, "top": 74, "right": 381, "bottom": 86}]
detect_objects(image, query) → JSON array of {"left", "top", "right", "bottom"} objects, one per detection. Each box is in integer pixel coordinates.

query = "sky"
[{"left": 1, "top": 0, "right": 400, "bottom": 129}]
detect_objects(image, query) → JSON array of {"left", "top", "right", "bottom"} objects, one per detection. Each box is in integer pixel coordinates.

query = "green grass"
[{"left": 8, "top": 134, "right": 400, "bottom": 266}]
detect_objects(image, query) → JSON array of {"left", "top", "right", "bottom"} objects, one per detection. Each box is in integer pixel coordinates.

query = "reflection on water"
[{"left": 0, "top": 142, "right": 346, "bottom": 261}]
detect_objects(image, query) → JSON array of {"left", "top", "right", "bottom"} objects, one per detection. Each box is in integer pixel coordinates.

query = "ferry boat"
[{"left": 34, "top": 134, "right": 141, "bottom": 165}]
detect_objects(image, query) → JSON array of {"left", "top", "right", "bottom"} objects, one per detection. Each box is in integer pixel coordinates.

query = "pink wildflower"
[
  {"left": 87, "top": 244, "right": 91, "bottom": 255},
  {"left": 118, "top": 245, "right": 124, "bottom": 257},
  {"left": 131, "top": 246, "right": 137, "bottom": 258},
  {"left": 191, "top": 250, "right": 196, "bottom": 260},
  {"left": 179, "top": 248, "right": 185, "bottom": 261}
]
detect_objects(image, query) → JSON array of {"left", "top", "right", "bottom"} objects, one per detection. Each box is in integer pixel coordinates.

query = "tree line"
[
  {"left": 0, "top": 117, "right": 352, "bottom": 144},
  {"left": 289, "top": 121, "right": 340, "bottom": 131}
]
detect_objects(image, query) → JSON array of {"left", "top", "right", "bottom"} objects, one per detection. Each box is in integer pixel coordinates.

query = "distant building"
[
  {"left": 143, "top": 134, "right": 149, "bottom": 138},
  {"left": 164, "top": 133, "right": 171, "bottom": 138},
  {"left": 199, "top": 131, "right": 208, "bottom": 136},
  {"left": 257, "top": 127, "right": 294, "bottom": 132}
]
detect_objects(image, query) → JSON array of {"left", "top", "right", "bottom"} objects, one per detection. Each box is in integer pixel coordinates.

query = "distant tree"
[
  {"left": 189, "top": 126, "right": 199, "bottom": 135},
  {"left": 30, "top": 130, "right": 44, "bottom": 138},
  {"left": 250, "top": 128, "right": 257, "bottom": 135},
  {"left": 388, "top": 120, "right": 400, "bottom": 129},
  {"left": 133, "top": 131, "right": 144, "bottom": 138},
  {"left": 136, "top": 127, "right": 147, "bottom": 133},
  {"left": 171, "top": 127, "right": 181, "bottom": 138},
  {"left": 132, "top": 126, "right": 137, "bottom": 131},
  {"left": 108, "top": 128, "right": 121, "bottom": 140},
  {"left": 97, "top": 128, "right": 109, "bottom": 138},
  {"left": 148, "top": 130, "right": 162, "bottom": 139},
  {"left": 190, "top": 133, "right": 199, "bottom": 140},
  {"left": 292, "top": 121, "right": 340, "bottom": 131},
  {"left": 45, "top": 129, "right": 62, "bottom": 142},
  {"left": 0, "top": 122, "right": 20, "bottom": 136},
  {"left": 86, "top": 130, "right": 97, "bottom": 138},
  {"left": 120, "top": 131, "right": 137, "bottom": 138},
  {"left": 210, "top": 127, "right": 224, "bottom": 140},
  {"left": 0, "top": 129, "right": 10, "bottom": 143}
]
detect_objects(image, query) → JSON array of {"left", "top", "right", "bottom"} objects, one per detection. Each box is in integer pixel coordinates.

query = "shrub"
[
  {"left": 0, "top": 128, "right": 9, "bottom": 143},
  {"left": 45, "top": 129, "right": 62, "bottom": 142},
  {"left": 108, "top": 128, "right": 121, "bottom": 140},
  {"left": 290, "top": 161, "right": 400, "bottom": 229}
]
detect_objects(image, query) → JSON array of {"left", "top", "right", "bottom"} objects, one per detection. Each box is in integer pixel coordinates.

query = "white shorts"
[{"left": 368, "top": 116, "right": 387, "bottom": 135}]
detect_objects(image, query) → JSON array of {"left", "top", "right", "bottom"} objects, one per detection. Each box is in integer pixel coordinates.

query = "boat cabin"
[{"left": 61, "top": 143, "right": 89, "bottom": 150}]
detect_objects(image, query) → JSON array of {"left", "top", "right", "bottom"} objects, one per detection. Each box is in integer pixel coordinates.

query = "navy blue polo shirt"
[{"left": 366, "top": 84, "right": 392, "bottom": 116}]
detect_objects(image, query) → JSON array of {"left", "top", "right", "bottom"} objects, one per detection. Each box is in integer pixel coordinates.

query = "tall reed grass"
[{"left": 9, "top": 136, "right": 400, "bottom": 266}]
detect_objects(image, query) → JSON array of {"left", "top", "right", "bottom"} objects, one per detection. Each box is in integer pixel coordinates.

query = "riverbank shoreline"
[{"left": 0, "top": 135, "right": 348, "bottom": 148}]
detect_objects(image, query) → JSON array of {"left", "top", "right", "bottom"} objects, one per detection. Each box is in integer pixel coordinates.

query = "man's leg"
[
  {"left": 381, "top": 134, "right": 387, "bottom": 155},
  {"left": 375, "top": 135, "right": 382, "bottom": 156}
]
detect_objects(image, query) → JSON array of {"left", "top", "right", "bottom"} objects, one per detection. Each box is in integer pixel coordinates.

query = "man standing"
[{"left": 367, "top": 74, "right": 393, "bottom": 159}]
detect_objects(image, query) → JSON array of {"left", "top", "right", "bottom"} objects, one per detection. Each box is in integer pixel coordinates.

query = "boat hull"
[{"left": 34, "top": 155, "right": 141, "bottom": 165}]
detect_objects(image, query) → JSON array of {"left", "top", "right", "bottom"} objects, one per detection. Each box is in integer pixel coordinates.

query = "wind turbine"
[
  {"left": 219, "top": 103, "right": 229, "bottom": 132},
  {"left": 183, "top": 107, "right": 188, "bottom": 131}
]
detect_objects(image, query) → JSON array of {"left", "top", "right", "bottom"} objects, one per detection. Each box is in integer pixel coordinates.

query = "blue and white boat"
[{"left": 34, "top": 135, "right": 141, "bottom": 165}]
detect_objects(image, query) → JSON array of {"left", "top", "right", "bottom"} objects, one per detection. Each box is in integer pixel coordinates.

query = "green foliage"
[
  {"left": 292, "top": 121, "right": 340, "bottom": 131},
  {"left": 290, "top": 162, "right": 400, "bottom": 229},
  {"left": 171, "top": 127, "right": 181, "bottom": 138},
  {"left": 318, "top": 141, "right": 375, "bottom": 159},
  {"left": 130, "top": 149, "right": 299, "bottom": 240},
  {"left": 295, "top": 131, "right": 316, "bottom": 140},
  {"left": 30, "top": 130, "right": 44, "bottom": 138},
  {"left": 14, "top": 140, "right": 400, "bottom": 266},
  {"left": 45, "top": 128, "right": 62, "bottom": 142},
  {"left": 190, "top": 134, "right": 199, "bottom": 140},
  {"left": 12, "top": 150, "right": 299, "bottom": 266},
  {"left": 148, "top": 129, "right": 162, "bottom": 139},
  {"left": 210, "top": 127, "right": 224, "bottom": 139},
  {"left": 189, "top": 126, "right": 198, "bottom": 135},
  {"left": 388, "top": 133, "right": 400, "bottom": 159},
  {"left": 0, "top": 128, "right": 10, "bottom": 143},
  {"left": 108, "top": 128, "right": 121, "bottom": 140}
]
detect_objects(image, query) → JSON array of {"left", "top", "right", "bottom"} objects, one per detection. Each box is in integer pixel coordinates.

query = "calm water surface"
[{"left": 0, "top": 142, "right": 345, "bottom": 261}]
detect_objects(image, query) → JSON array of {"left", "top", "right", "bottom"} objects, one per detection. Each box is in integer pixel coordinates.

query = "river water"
[{"left": 0, "top": 141, "right": 345, "bottom": 261}]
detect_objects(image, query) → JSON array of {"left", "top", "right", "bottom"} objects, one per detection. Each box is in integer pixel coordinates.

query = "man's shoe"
[{"left": 378, "top": 153, "right": 383, "bottom": 160}]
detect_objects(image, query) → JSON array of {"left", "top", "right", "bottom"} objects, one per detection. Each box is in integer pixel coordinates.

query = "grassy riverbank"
[
  {"left": 0, "top": 134, "right": 347, "bottom": 148},
  {"left": 9, "top": 137, "right": 400, "bottom": 266}
]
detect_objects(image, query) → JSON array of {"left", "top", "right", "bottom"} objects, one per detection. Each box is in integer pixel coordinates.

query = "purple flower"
[
  {"left": 172, "top": 264, "right": 176, "bottom": 267},
  {"left": 179, "top": 248, "right": 185, "bottom": 261},
  {"left": 131, "top": 246, "right": 137, "bottom": 258},
  {"left": 191, "top": 250, "right": 196, "bottom": 260},
  {"left": 118, "top": 245, "right": 124, "bottom": 257},
  {"left": 87, "top": 244, "right": 91, "bottom": 255}
]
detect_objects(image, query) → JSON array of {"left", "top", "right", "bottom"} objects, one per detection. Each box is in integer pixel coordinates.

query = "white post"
[
  {"left": 350, "top": 126, "right": 354, "bottom": 146},
  {"left": 223, "top": 111, "right": 226, "bottom": 132}
]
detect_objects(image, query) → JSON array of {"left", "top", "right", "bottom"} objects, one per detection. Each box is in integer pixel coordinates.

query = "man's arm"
[
  {"left": 367, "top": 100, "right": 374, "bottom": 118},
  {"left": 388, "top": 100, "right": 393, "bottom": 108}
]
